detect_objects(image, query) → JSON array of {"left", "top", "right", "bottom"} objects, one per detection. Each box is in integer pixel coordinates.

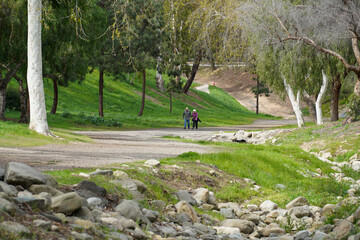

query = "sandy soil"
[{"left": 195, "top": 69, "right": 295, "bottom": 119}]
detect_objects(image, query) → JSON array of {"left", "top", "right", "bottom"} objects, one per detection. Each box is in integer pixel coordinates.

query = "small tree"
[
  {"left": 251, "top": 76, "right": 270, "bottom": 115},
  {"left": 165, "top": 76, "right": 182, "bottom": 113}
]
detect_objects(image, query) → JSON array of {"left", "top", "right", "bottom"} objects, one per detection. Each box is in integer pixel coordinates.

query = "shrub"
[
  {"left": 6, "top": 88, "right": 20, "bottom": 111},
  {"left": 74, "top": 113, "right": 122, "bottom": 127}
]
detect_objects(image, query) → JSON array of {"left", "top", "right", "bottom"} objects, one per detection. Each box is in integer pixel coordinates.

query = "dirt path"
[{"left": 0, "top": 119, "right": 296, "bottom": 171}]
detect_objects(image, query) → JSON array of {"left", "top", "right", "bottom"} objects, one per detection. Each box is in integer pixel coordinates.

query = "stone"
[
  {"left": 33, "top": 220, "right": 51, "bottom": 230},
  {"left": 312, "top": 231, "right": 333, "bottom": 240},
  {"left": 261, "top": 224, "right": 286, "bottom": 237},
  {"left": 247, "top": 204, "right": 259, "bottom": 212},
  {"left": 0, "top": 181, "right": 18, "bottom": 197},
  {"left": 202, "top": 204, "right": 215, "bottom": 211},
  {"left": 319, "top": 224, "right": 334, "bottom": 234},
  {"left": 107, "top": 232, "right": 128, "bottom": 240},
  {"left": 87, "top": 197, "right": 102, "bottom": 209},
  {"left": 73, "top": 207, "right": 94, "bottom": 221},
  {"left": 208, "top": 191, "right": 217, "bottom": 206},
  {"left": 99, "top": 217, "right": 124, "bottom": 231},
  {"left": 156, "top": 225, "right": 177, "bottom": 237},
  {"left": 74, "top": 219, "right": 95, "bottom": 230},
  {"left": 151, "top": 200, "right": 166, "bottom": 210},
  {"left": 111, "top": 179, "right": 137, "bottom": 192},
  {"left": 221, "top": 219, "right": 255, "bottom": 234},
  {"left": 15, "top": 197, "right": 47, "bottom": 211},
  {"left": 294, "top": 230, "right": 310, "bottom": 240},
  {"left": 0, "top": 169, "right": 4, "bottom": 180},
  {"left": 89, "top": 169, "right": 113, "bottom": 176},
  {"left": 175, "top": 201, "right": 200, "bottom": 223},
  {"left": 214, "top": 226, "right": 241, "bottom": 235},
  {"left": 70, "top": 231, "right": 93, "bottom": 240},
  {"left": 77, "top": 181, "right": 107, "bottom": 197},
  {"left": 131, "top": 179, "right": 148, "bottom": 193},
  {"left": 44, "top": 174, "right": 58, "bottom": 188},
  {"left": 115, "top": 200, "right": 143, "bottom": 222},
  {"left": 4, "top": 162, "right": 46, "bottom": 188},
  {"left": 0, "top": 198, "right": 17, "bottom": 214},
  {"left": 352, "top": 162, "right": 360, "bottom": 171},
  {"left": 220, "top": 208, "right": 235, "bottom": 219},
  {"left": 321, "top": 204, "right": 336, "bottom": 217},
  {"left": 144, "top": 159, "right": 160, "bottom": 167},
  {"left": 175, "top": 190, "right": 197, "bottom": 206},
  {"left": 332, "top": 219, "right": 353, "bottom": 240},
  {"left": 286, "top": 197, "right": 309, "bottom": 209},
  {"left": 118, "top": 216, "right": 137, "bottom": 230},
  {"left": 218, "top": 202, "right": 243, "bottom": 216},
  {"left": 193, "top": 188, "right": 209, "bottom": 204},
  {"left": 0, "top": 221, "right": 30, "bottom": 235},
  {"left": 276, "top": 184, "right": 286, "bottom": 190},
  {"left": 142, "top": 208, "right": 159, "bottom": 222},
  {"left": 29, "top": 184, "right": 63, "bottom": 197},
  {"left": 242, "top": 213, "right": 261, "bottom": 225},
  {"left": 113, "top": 170, "right": 129, "bottom": 179},
  {"left": 289, "top": 206, "right": 312, "bottom": 218},
  {"left": 51, "top": 192, "right": 83, "bottom": 214},
  {"left": 260, "top": 200, "right": 278, "bottom": 212}
]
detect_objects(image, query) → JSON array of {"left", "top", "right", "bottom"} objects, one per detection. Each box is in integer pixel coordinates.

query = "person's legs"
[
  {"left": 192, "top": 121, "right": 195, "bottom": 129},
  {"left": 195, "top": 121, "right": 198, "bottom": 129},
  {"left": 186, "top": 119, "right": 190, "bottom": 129},
  {"left": 184, "top": 119, "right": 187, "bottom": 129}
]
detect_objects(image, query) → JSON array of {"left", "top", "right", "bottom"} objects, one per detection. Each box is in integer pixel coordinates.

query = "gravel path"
[{"left": 0, "top": 119, "right": 296, "bottom": 171}]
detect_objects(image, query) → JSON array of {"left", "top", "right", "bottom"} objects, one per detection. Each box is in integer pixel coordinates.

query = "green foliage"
[
  {"left": 75, "top": 113, "right": 123, "bottom": 127},
  {"left": 325, "top": 202, "right": 360, "bottom": 225},
  {"left": 348, "top": 95, "right": 360, "bottom": 121},
  {"left": 5, "top": 87, "right": 20, "bottom": 111}
]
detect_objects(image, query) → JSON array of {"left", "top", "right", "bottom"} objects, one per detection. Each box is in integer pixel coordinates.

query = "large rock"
[
  {"left": 221, "top": 219, "right": 255, "bottom": 234},
  {"left": 313, "top": 231, "right": 334, "bottom": 240},
  {"left": 0, "top": 169, "right": 4, "bottom": 181},
  {"left": 214, "top": 226, "right": 241, "bottom": 235},
  {"left": 29, "top": 184, "right": 63, "bottom": 197},
  {"left": 260, "top": 200, "right": 278, "bottom": 212},
  {"left": 175, "top": 201, "right": 200, "bottom": 223},
  {"left": 144, "top": 159, "right": 160, "bottom": 167},
  {"left": 77, "top": 181, "right": 107, "bottom": 197},
  {"left": 4, "top": 162, "right": 46, "bottom": 188},
  {"left": 321, "top": 204, "right": 336, "bottom": 217},
  {"left": 261, "top": 224, "right": 286, "bottom": 237},
  {"left": 193, "top": 188, "right": 209, "bottom": 204},
  {"left": 0, "top": 198, "right": 18, "bottom": 215},
  {"left": 115, "top": 200, "right": 143, "bottom": 222},
  {"left": 286, "top": 197, "right": 309, "bottom": 209},
  {"left": 332, "top": 219, "right": 353, "bottom": 240},
  {"left": 221, "top": 208, "right": 235, "bottom": 219},
  {"left": 51, "top": 192, "right": 83, "bottom": 213},
  {"left": 89, "top": 169, "right": 113, "bottom": 176},
  {"left": 15, "top": 197, "right": 47, "bottom": 211},
  {"left": 0, "top": 181, "right": 18, "bottom": 197},
  {"left": 294, "top": 230, "right": 311, "bottom": 240},
  {"left": 0, "top": 221, "right": 30, "bottom": 235},
  {"left": 289, "top": 206, "right": 312, "bottom": 218},
  {"left": 175, "top": 190, "right": 197, "bottom": 206}
]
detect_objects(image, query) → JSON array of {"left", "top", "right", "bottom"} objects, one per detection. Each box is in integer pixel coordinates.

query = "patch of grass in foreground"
[
  {"left": 0, "top": 121, "right": 92, "bottom": 147},
  {"left": 163, "top": 144, "right": 350, "bottom": 208}
]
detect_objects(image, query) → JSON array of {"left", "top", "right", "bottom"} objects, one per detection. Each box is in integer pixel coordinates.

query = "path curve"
[{"left": 0, "top": 119, "right": 296, "bottom": 171}]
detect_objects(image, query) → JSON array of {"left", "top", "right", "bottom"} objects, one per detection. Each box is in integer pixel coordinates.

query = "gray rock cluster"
[
  {"left": 1, "top": 161, "right": 360, "bottom": 240},
  {"left": 208, "top": 129, "right": 292, "bottom": 144}
]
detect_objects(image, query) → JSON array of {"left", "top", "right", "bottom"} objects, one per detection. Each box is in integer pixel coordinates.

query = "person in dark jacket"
[
  {"left": 183, "top": 107, "right": 191, "bottom": 129},
  {"left": 191, "top": 109, "right": 201, "bottom": 129}
]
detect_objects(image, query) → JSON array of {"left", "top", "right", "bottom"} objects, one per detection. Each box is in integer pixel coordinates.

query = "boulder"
[
  {"left": 0, "top": 181, "right": 18, "bottom": 197},
  {"left": 0, "top": 221, "right": 30, "bottom": 235},
  {"left": 4, "top": 162, "right": 46, "bottom": 188},
  {"left": 294, "top": 230, "right": 311, "bottom": 240},
  {"left": 260, "top": 200, "right": 278, "bottom": 212},
  {"left": 312, "top": 231, "right": 334, "bottom": 240},
  {"left": 73, "top": 207, "right": 94, "bottom": 221},
  {"left": 351, "top": 162, "right": 360, "bottom": 171},
  {"left": 214, "top": 226, "right": 241, "bottom": 235},
  {"left": 29, "top": 184, "right": 63, "bottom": 197},
  {"left": 0, "top": 169, "right": 4, "bottom": 181},
  {"left": 15, "top": 197, "right": 47, "bottom": 211},
  {"left": 175, "top": 201, "right": 200, "bottom": 223},
  {"left": 51, "top": 192, "right": 83, "bottom": 214},
  {"left": 89, "top": 169, "right": 113, "bottom": 176},
  {"left": 156, "top": 225, "right": 177, "bottom": 237},
  {"left": 193, "top": 188, "right": 209, "bottom": 204},
  {"left": 242, "top": 213, "right": 261, "bottom": 225},
  {"left": 221, "top": 219, "right": 255, "bottom": 234},
  {"left": 0, "top": 198, "right": 18, "bottom": 215},
  {"left": 261, "top": 224, "right": 286, "bottom": 237},
  {"left": 286, "top": 197, "right": 309, "bottom": 209},
  {"left": 115, "top": 200, "right": 143, "bottom": 222},
  {"left": 142, "top": 208, "right": 159, "bottom": 222},
  {"left": 44, "top": 174, "right": 58, "bottom": 188},
  {"left": 77, "top": 181, "right": 107, "bottom": 198},
  {"left": 332, "top": 219, "right": 353, "bottom": 240},
  {"left": 289, "top": 206, "right": 312, "bottom": 218},
  {"left": 150, "top": 200, "right": 166, "bottom": 210},
  {"left": 221, "top": 208, "right": 235, "bottom": 219},
  {"left": 113, "top": 170, "right": 129, "bottom": 179},
  {"left": 87, "top": 197, "right": 102, "bottom": 210},
  {"left": 321, "top": 204, "right": 336, "bottom": 217},
  {"left": 144, "top": 159, "right": 160, "bottom": 167},
  {"left": 33, "top": 220, "right": 51, "bottom": 230}
]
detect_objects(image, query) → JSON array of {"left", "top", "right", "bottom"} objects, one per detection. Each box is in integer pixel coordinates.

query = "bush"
[
  {"left": 6, "top": 88, "right": 20, "bottom": 111},
  {"left": 60, "top": 111, "right": 73, "bottom": 119},
  {"left": 74, "top": 113, "right": 122, "bottom": 127}
]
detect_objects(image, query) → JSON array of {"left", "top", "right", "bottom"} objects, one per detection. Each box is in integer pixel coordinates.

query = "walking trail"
[{"left": 0, "top": 119, "right": 296, "bottom": 171}]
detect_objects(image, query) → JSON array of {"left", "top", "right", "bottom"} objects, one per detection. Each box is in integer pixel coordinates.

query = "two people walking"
[{"left": 183, "top": 107, "right": 201, "bottom": 129}]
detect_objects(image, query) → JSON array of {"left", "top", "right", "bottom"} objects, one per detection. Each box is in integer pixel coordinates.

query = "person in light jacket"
[{"left": 191, "top": 109, "right": 201, "bottom": 129}]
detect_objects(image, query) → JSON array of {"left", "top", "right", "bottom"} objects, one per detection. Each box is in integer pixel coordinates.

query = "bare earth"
[{"left": 0, "top": 119, "right": 296, "bottom": 171}]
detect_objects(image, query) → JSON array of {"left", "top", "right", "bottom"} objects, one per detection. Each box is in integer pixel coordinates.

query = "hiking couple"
[{"left": 183, "top": 107, "right": 201, "bottom": 129}]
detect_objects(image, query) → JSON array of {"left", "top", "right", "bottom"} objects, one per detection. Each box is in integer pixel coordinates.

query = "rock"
[
  {"left": 218, "top": 202, "right": 243, "bottom": 216},
  {"left": 319, "top": 224, "right": 334, "bottom": 234},
  {"left": 73, "top": 207, "right": 94, "bottom": 221},
  {"left": 142, "top": 208, "right": 159, "bottom": 222},
  {"left": 202, "top": 203, "right": 215, "bottom": 211},
  {"left": 294, "top": 230, "right": 311, "bottom": 240},
  {"left": 0, "top": 181, "right": 18, "bottom": 197},
  {"left": 312, "top": 231, "right": 333, "bottom": 240},
  {"left": 44, "top": 174, "right": 58, "bottom": 188},
  {"left": 107, "top": 232, "right": 128, "bottom": 240},
  {"left": 261, "top": 224, "right": 286, "bottom": 237},
  {"left": 353, "top": 206, "right": 360, "bottom": 221},
  {"left": 214, "top": 226, "right": 240, "bottom": 235},
  {"left": 321, "top": 204, "right": 336, "bottom": 217},
  {"left": 99, "top": 217, "right": 124, "bottom": 231},
  {"left": 242, "top": 213, "right": 261, "bottom": 225},
  {"left": 144, "top": 159, "right": 160, "bottom": 167},
  {"left": 87, "top": 197, "right": 102, "bottom": 210},
  {"left": 115, "top": 200, "right": 143, "bottom": 222},
  {"left": 175, "top": 190, "right": 197, "bottom": 206},
  {"left": 175, "top": 201, "right": 200, "bottom": 223},
  {"left": 89, "top": 169, "right": 113, "bottom": 176},
  {"left": 70, "top": 231, "right": 93, "bottom": 240},
  {"left": 74, "top": 219, "right": 95, "bottom": 230},
  {"left": 221, "top": 219, "right": 255, "bottom": 234},
  {"left": 131, "top": 179, "right": 148, "bottom": 193},
  {"left": 247, "top": 204, "right": 259, "bottom": 212},
  {"left": 51, "top": 192, "right": 83, "bottom": 214},
  {"left": 4, "top": 162, "right": 46, "bottom": 188},
  {"left": 286, "top": 197, "right": 309, "bottom": 209},
  {"left": 0, "top": 169, "right": 4, "bottom": 180},
  {"left": 289, "top": 206, "right": 312, "bottom": 218},
  {"left": 14, "top": 196, "right": 46, "bottom": 211},
  {"left": 151, "top": 200, "right": 166, "bottom": 210},
  {"left": 193, "top": 188, "right": 209, "bottom": 204},
  {"left": 33, "top": 219, "right": 51, "bottom": 230},
  {"left": 0, "top": 221, "right": 30, "bottom": 235},
  {"left": 156, "top": 225, "right": 177, "bottom": 237},
  {"left": 113, "top": 170, "right": 129, "bottom": 179},
  {"left": 111, "top": 179, "right": 137, "bottom": 192},
  {"left": 77, "top": 181, "right": 107, "bottom": 198},
  {"left": 351, "top": 162, "right": 360, "bottom": 171},
  {"left": 332, "top": 219, "right": 353, "bottom": 240},
  {"left": 29, "top": 184, "right": 63, "bottom": 197},
  {"left": 260, "top": 200, "right": 278, "bottom": 212},
  {"left": 220, "top": 208, "right": 235, "bottom": 219},
  {"left": 0, "top": 198, "right": 17, "bottom": 215},
  {"left": 208, "top": 191, "right": 217, "bottom": 206}
]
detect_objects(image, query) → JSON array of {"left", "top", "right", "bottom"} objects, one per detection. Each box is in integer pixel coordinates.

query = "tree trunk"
[
  {"left": 27, "top": 0, "right": 50, "bottom": 135},
  {"left": 210, "top": 57, "right": 217, "bottom": 71},
  {"left": 50, "top": 78, "right": 58, "bottom": 114},
  {"left": 315, "top": 71, "right": 329, "bottom": 125},
  {"left": 283, "top": 78, "right": 305, "bottom": 127},
  {"left": 183, "top": 49, "right": 203, "bottom": 94},
  {"left": 99, "top": 69, "right": 104, "bottom": 117},
  {"left": 303, "top": 90, "right": 316, "bottom": 123},
  {"left": 330, "top": 73, "right": 342, "bottom": 122},
  {"left": 0, "top": 87, "right": 6, "bottom": 120},
  {"left": 156, "top": 57, "right": 165, "bottom": 92},
  {"left": 26, "top": 86, "right": 30, "bottom": 120},
  {"left": 256, "top": 78, "right": 259, "bottom": 115},
  {"left": 355, "top": 76, "right": 360, "bottom": 97},
  {"left": 138, "top": 69, "right": 146, "bottom": 117},
  {"left": 13, "top": 75, "right": 29, "bottom": 123}
]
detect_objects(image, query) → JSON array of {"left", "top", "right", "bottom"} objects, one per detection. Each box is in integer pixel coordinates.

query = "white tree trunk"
[
  {"left": 315, "top": 71, "right": 329, "bottom": 125},
  {"left": 283, "top": 78, "right": 305, "bottom": 127},
  {"left": 156, "top": 57, "right": 165, "bottom": 92},
  {"left": 27, "top": 0, "right": 50, "bottom": 135}
]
